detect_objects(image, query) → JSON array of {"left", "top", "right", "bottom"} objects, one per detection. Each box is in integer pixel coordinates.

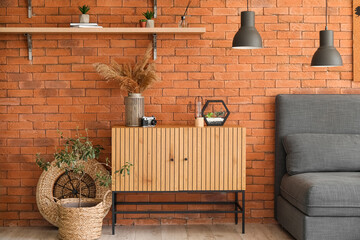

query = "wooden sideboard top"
[{"left": 112, "top": 125, "right": 245, "bottom": 129}]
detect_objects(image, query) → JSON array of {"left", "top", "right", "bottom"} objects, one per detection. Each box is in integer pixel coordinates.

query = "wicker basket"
[
  {"left": 36, "top": 159, "right": 111, "bottom": 227},
  {"left": 55, "top": 190, "right": 111, "bottom": 240}
]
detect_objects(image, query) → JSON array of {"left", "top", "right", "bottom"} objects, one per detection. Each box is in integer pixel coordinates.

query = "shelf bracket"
[
  {"left": 28, "top": 0, "right": 32, "bottom": 18},
  {"left": 154, "top": 0, "right": 157, "bottom": 18},
  {"left": 153, "top": 33, "right": 157, "bottom": 60},
  {"left": 25, "top": 34, "right": 33, "bottom": 61}
]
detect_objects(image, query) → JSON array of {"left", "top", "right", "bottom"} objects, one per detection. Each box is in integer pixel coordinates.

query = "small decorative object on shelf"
[
  {"left": 179, "top": 0, "right": 192, "bottom": 28},
  {"left": 195, "top": 96, "right": 204, "bottom": 127},
  {"left": 143, "top": 10, "right": 155, "bottom": 28},
  {"left": 201, "top": 100, "right": 230, "bottom": 126},
  {"left": 70, "top": 23, "right": 102, "bottom": 28},
  {"left": 94, "top": 44, "right": 160, "bottom": 127},
  {"left": 79, "top": 5, "right": 90, "bottom": 23},
  {"left": 141, "top": 116, "right": 157, "bottom": 127},
  {"left": 139, "top": 19, "right": 147, "bottom": 28}
]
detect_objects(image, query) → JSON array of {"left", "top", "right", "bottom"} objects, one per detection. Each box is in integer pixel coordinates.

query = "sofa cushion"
[
  {"left": 283, "top": 133, "right": 360, "bottom": 175},
  {"left": 280, "top": 172, "right": 360, "bottom": 217}
]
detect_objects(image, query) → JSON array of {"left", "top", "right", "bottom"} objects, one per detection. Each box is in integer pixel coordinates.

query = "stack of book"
[{"left": 70, "top": 23, "right": 102, "bottom": 28}]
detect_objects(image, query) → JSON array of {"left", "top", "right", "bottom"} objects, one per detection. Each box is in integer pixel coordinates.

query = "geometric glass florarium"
[{"left": 201, "top": 100, "right": 230, "bottom": 126}]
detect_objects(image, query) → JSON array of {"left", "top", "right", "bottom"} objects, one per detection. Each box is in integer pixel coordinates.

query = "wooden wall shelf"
[
  {"left": 0, "top": 27, "right": 206, "bottom": 34},
  {"left": 0, "top": 27, "right": 206, "bottom": 60}
]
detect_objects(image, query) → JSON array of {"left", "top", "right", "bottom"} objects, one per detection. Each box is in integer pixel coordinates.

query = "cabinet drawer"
[{"left": 112, "top": 127, "right": 246, "bottom": 192}]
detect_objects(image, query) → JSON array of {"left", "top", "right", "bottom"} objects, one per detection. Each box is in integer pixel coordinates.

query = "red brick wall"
[{"left": 0, "top": 0, "right": 354, "bottom": 227}]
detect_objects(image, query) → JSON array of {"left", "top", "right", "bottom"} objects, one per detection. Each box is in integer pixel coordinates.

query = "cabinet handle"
[
  {"left": 170, "top": 158, "right": 174, "bottom": 161},
  {"left": 184, "top": 158, "right": 188, "bottom": 161}
]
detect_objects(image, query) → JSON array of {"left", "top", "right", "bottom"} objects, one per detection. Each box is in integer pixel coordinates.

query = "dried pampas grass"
[{"left": 94, "top": 44, "right": 160, "bottom": 93}]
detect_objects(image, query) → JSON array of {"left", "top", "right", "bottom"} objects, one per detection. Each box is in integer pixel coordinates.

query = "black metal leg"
[
  {"left": 114, "top": 193, "right": 117, "bottom": 225},
  {"left": 235, "top": 191, "right": 238, "bottom": 225},
  {"left": 112, "top": 192, "right": 115, "bottom": 235},
  {"left": 242, "top": 191, "right": 245, "bottom": 234}
]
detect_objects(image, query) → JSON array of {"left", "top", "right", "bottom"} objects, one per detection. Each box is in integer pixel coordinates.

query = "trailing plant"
[
  {"left": 143, "top": 10, "right": 154, "bottom": 20},
  {"left": 95, "top": 158, "right": 133, "bottom": 187},
  {"left": 36, "top": 129, "right": 132, "bottom": 207},
  {"left": 140, "top": 19, "right": 147, "bottom": 22},
  {"left": 94, "top": 44, "right": 160, "bottom": 93},
  {"left": 79, "top": 5, "right": 90, "bottom": 14}
]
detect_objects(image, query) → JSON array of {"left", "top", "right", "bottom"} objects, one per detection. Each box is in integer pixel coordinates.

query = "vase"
[
  {"left": 146, "top": 20, "right": 154, "bottom": 28},
  {"left": 125, "top": 93, "right": 144, "bottom": 127},
  {"left": 79, "top": 14, "right": 89, "bottom": 23}
]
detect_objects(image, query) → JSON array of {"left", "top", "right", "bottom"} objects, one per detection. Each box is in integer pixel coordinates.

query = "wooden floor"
[{"left": 0, "top": 224, "right": 293, "bottom": 240}]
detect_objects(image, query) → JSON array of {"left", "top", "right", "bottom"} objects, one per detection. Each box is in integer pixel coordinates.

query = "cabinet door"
[
  {"left": 144, "top": 127, "right": 181, "bottom": 192},
  {"left": 112, "top": 128, "right": 147, "bottom": 192},
  {"left": 166, "top": 127, "right": 182, "bottom": 191},
  {"left": 181, "top": 127, "right": 245, "bottom": 191},
  {"left": 223, "top": 127, "right": 245, "bottom": 191},
  {"left": 112, "top": 127, "right": 179, "bottom": 192},
  {"left": 134, "top": 127, "right": 167, "bottom": 192},
  {"left": 116, "top": 127, "right": 137, "bottom": 192},
  {"left": 182, "top": 127, "right": 201, "bottom": 191}
]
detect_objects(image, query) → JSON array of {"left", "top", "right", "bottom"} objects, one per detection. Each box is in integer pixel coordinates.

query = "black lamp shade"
[
  {"left": 311, "top": 30, "right": 343, "bottom": 67},
  {"left": 232, "top": 11, "right": 262, "bottom": 49}
]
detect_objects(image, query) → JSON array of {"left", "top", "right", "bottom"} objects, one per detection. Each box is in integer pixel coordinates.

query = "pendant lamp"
[
  {"left": 232, "top": 0, "right": 262, "bottom": 49},
  {"left": 311, "top": 0, "right": 342, "bottom": 67}
]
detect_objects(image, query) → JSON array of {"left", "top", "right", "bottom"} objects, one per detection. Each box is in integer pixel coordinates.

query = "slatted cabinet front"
[{"left": 112, "top": 127, "right": 246, "bottom": 192}]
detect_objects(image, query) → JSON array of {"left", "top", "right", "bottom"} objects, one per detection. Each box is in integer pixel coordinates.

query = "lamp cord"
[
  {"left": 325, "top": 0, "right": 328, "bottom": 30},
  {"left": 247, "top": 0, "right": 249, "bottom": 11}
]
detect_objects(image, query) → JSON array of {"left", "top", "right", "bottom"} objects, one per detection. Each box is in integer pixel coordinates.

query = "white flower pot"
[
  {"left": 79, "top": 14, "right": 90, "bottom": 23},
  {"left": 146, "top": 20, "right": 154, "bottom": 28}
]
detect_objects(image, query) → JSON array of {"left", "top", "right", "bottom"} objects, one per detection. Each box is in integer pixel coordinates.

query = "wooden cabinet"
[{"left": 112, "top": 126, "right": 246, "bottom": 192}]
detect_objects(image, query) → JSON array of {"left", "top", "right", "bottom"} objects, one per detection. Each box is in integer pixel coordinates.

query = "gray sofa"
[{"left": 275, "top": 94, "right": 360, "bottom": 240}]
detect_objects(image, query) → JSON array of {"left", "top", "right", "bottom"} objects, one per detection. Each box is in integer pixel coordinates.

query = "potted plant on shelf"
[
  {"left": 36, "top": 129, "right": 132, "bottom": 240},
  {"left": 143, "top": 10, "right": 155, "bottom": 28},
  {"left": 94, "top": 44, "right": 160, "bottom": 127},
  {"left": 79, "top": 5, "right": 90, "bottom": 23},
  {"left": 139, "top": 19, "right": 147, "bottom": 28}
]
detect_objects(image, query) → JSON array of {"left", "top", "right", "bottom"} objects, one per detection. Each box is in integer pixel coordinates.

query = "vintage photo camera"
[{"left": 141, "top": 116, "right": 157, "bottom": 127}]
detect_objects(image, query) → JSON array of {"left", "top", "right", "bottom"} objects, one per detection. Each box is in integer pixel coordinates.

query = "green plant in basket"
[{"left": 36, "top": 129, "right": 132, "bottom": 206}]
